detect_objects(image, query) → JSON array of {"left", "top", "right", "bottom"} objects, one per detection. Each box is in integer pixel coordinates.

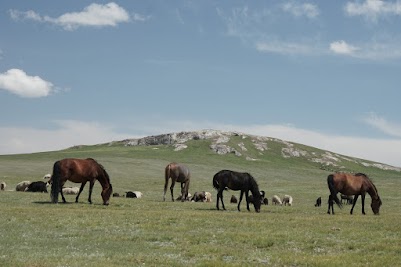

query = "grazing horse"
[
  {"left": 163, "top": 162, "right": 191, "bottom": 202},
  {"left": 327, "top": 173, "right": 382, "bottom": 215},
  {"left": 50, "top": 158, "right": 113, "bottom": 205},
  {"left": 213, "top": 170, "right": 262, "bottom": 213}
]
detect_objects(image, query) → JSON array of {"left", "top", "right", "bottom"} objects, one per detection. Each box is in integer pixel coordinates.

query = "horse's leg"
[
  {"left": 180, "top": 182, "right": 185, "bottom": 202},
  {"left": 75, "top": 181, "right": 87, "bottom": 203},
  {"left": 220, "top": 189, "right": 226, "bottom": 210},
  {"left": 245, "top": 190, "right": 250, "bottom": 211},
  {"left": 88, "top": 180, "right": 95, "bottom": 204},
  {"left": 216, "top": 188, "right": 225, "bottom": 210},
  {"left": 327, "top": 195, "right": 333, "bottom": 214},
  {"left": 60, "top": 183, "right": 67, "bottom": 203},
  {"left": 238, "top": 191, "right": 244, "bottom": 212},
  {"left": 170, "top": 179, "right": 176, "bottom": 202},
  {"left": 361, "top": 193, "right": 366, "bottom": 215},
  {"left": 181, "top": 180, "right": 190, "bottom": 202},
  {"left": 350, "top": 195, "right": 359, "bottom": 214}
]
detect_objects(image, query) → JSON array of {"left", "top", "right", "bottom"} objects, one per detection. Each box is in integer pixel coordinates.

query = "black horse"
[{"left": 212, "top": 170, "right": 262, "bottom": 212}]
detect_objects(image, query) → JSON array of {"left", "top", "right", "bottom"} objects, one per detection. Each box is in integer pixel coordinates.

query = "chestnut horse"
[
  {"left": 50, "top": 158, "right": 113, "bottom": 205},
  {"left": 327, "top": 173, "right": 382, "bottom": 215},
  {"left": 163, "top": 162, "right": 191, "bottom": 202},
  {"left": 213, "top": 170, "right": 262, "bottom": 213}
]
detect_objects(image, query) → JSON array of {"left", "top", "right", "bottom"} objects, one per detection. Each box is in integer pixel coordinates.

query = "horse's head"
[
  {"left": 101, "top": 184, "right": 113, "bottom": 205},
  {"left": 371, "top": 196, "right": 382, "bottom": 215},
  {"left": 252, "top": 193, "right": 262, "bottom": 213}
]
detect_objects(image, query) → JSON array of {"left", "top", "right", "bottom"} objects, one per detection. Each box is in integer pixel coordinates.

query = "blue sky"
[{"left": 1, "top": 0, "right": 401, "bottom": 167}]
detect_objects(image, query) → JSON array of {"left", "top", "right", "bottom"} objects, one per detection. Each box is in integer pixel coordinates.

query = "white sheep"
[
  {"left": 282, "top": 195, "right": 293, "bottom": 206},
  {"left": 62, "top": 187, "right": 80, "bottom": 195},
  {"left": 205, "top": 191, "right": 212, "bottom": 202},
  {"left": 16, "top": 181, "right": 31, "bottom": 191},
  {"left": 272, "top": 195, "right": 282, "bottom": 205}
]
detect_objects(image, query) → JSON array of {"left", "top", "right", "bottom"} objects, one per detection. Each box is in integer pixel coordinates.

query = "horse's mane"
[
  {"left": 87, "top": 158, "right": 110, "bottom": 183},
  {"left": 355, "top": 172, "right": 368, "bottom": 178},
  {"left": 356, "top": 173, "right": 380, "bottom": 197},
  {"left": 247, "top": 173, "right": 260, "bottom": 195}
]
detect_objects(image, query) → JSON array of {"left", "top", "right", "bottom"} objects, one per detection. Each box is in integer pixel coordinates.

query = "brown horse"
[
  {"left": 50, "top": 158, "right": 113, "bottom": 205},
  {"left": 327, "top": 173, "right": 382, "bottom": 215},
  {"left": 163, "top": 162, "right": 191, "bottom": 202},
  {"left": 213, "top": 170, "right": 262, "bottom": 212}
]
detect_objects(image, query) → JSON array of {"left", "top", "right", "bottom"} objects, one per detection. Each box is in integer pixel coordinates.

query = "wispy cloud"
[
  {"left": 256, "top": 41, "right": 319, "bottom": 55},
  {"left": 364, "top": 113, "right": 401, "bottom": 138},
  {"left": 282, "top": 2, "right": 320, "bottom": 19},
  {"left": 0, "top": 120, "right": 132, "bottom": 155},
  {"left": 329, "top": 39, "right": 401, "bottom": 60},
  {"left": 0, "top": 69, "right": 54, "bottom": 98},
  {"left": 9, "top": 2, "right": 147, "bottom": 30},
  {"left": 345, "top": 0, "right": 401, "bottom": 22}
]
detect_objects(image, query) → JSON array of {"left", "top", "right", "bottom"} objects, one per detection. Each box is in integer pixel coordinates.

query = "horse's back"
[
  {"left": 167, "top": 162, "right": 190, "bottom": 180},
  {"left": 330, "top": 173, "right": 369, "bottom": 195},
  {"left": 213, "top": 170, "right": 253, "bottom": 191},
  {"left": 55, "top": 158, "right": 101, "bottom": 183}
]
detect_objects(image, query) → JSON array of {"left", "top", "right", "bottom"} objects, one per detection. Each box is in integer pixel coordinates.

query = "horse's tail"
[
  {"left": 51, "top": 161, "right": 61, "bottom": 203},
  {"left": 327, "top": 174, "right": 342, "bottom": 208},
  {"left": 163, "top": 164, "right": 171, "bottom": 201},
  {"left": 165, "top": 164, "right": 171, "bottom": 184},
  {"left": 212, "top": 173, "right": 220, "bottom": 190}
]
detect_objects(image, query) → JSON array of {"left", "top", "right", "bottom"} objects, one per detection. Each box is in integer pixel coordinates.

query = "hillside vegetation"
[{"left": 1, "top": 130, "right": 400, "bottom": 266}]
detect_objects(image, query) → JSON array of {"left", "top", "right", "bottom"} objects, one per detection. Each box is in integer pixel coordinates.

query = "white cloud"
[
  {"left": 345, "top": 0, "right": 401, "bottom": 21},
  {"left": 9, "top": 2, "right": 146, "bottom": 30},
  {"left": 0, "top": 69, "right": 54, "bottom": 98},
  {"left": 282, "top": 2, "right": 320, "bottom": 18},
  {"left": 364, "top": 113, "right": 401, "bottom": 138},
  {"left": 330, "top": 40, "right": 359, "bottom": 55},
  {"left": 0, "top": 120, "right": 132, "bottom": 155},
  {"left": 256, "top": 41, "right": 317, "bottom": 55}
]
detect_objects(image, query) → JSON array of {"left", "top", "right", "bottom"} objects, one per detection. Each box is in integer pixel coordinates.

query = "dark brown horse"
[
  {"left": 213, "top": 170, "right": 262, "bottom": 212},
  {"left": 50, "top": 158, "right": 113, "bottom": 205},
  {"left": 327, "top": 173, "right": 382, "bottom": 215},
  {"left": 163, "top": 162, "right": 191, "bottom": 202}
]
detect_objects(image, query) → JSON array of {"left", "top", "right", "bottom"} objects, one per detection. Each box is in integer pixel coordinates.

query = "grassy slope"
[{"left": 1, "top": 139, "right": 401, "bottom": 266}]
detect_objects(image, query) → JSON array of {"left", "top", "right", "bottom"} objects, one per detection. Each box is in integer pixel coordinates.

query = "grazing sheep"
[
  {"left": 282, "top": 195, "right": 293, "bottom": 206},
  {"left": 230, "top": 195, "right": 238, "bottom": 203},
  {"left": 16, "top": 181, "right": 31, "bottom": 192},
  {"left": 112, "top": 192, "right": 121, "bottom": 197},
  {"left": 272, "top": 195, "right": 282, "bottom": 205},
  {"left": 25, "top": 181, "right": 48, "bottom": 193},
  {"left": 315, "top": 197, "right": 322, "bottom": 207},
  {"left": 62, "top": 187, "right": 80, "bottom": 195},
  {"left": 0, "top": 181, "right": 6, "bottom": 191}
]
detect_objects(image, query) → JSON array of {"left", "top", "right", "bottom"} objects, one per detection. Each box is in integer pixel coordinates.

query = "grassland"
[{"left": 1, "top": 140, "right": 401, "bottom": 267}]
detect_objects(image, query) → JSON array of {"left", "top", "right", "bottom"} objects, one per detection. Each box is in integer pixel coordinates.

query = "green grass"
[{"left": 1, "top": 142, "right": 401, "bottom": 267}]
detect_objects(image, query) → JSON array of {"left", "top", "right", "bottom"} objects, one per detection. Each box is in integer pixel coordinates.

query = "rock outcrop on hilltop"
[{"left": 118, "top": 129, "right": 400, "bottom": 172}]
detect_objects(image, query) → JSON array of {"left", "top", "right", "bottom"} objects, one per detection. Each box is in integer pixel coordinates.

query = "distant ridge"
[{"left": 106, "top": 129, "right": 401, "bottom": 173}]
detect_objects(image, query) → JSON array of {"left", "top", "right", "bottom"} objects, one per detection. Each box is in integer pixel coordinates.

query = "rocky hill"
[{"left": 112, "top": 129, "right": 400, "bottom": 172}]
